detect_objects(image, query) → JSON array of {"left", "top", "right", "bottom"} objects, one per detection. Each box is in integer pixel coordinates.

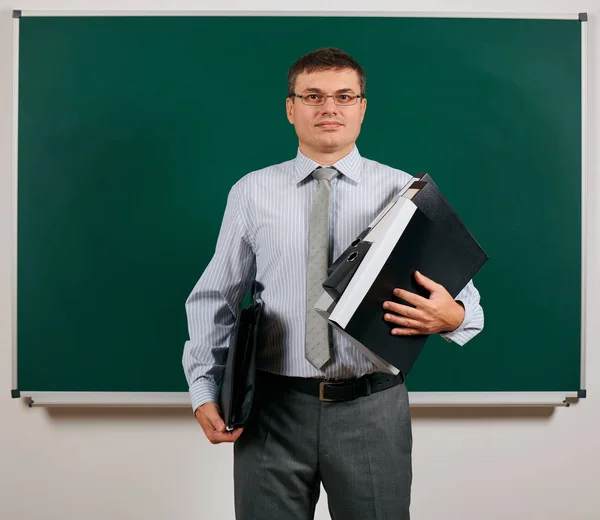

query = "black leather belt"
[{"left": 259, "top": 370, "right": 405, "bottom": 403}]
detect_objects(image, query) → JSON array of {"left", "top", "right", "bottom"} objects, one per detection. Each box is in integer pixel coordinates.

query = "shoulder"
[
  {"left": 230, "top": 158, "right": 295, "bottom": 197},
  {"left": 360, "top": 156, "right": 414, "bottom": 186}
]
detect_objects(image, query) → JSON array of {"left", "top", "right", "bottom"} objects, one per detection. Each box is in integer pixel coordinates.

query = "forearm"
[
  {"left": 183, "top": 266, "right": 254, "bottom": 411},
  {"left": 182, "top": 182, "right": 256, "bottom": 412}
]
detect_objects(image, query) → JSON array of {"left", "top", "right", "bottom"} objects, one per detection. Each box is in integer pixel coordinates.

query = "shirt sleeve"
[
  {"left": 182, "top": 182, "right": 256, "bottom": 413},
  {"left": 439, "top": 279, "right": 484, "bottom": 345}
]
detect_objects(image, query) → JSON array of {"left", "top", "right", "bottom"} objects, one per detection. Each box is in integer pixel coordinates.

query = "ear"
[
  {"left": 286, "top": 97, "right": 295, "bottom": 124},
  {"left": 360, "top": 97, "right": 367, "bottom": 123}
]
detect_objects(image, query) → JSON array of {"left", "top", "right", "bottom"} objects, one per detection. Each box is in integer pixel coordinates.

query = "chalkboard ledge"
[{"left": 16, "top": 391, "right": 581, "bottom": 407}]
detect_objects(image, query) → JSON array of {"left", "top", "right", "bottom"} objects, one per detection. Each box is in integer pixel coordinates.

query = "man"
[{"left": 183, "top": 47, "right": 483, "bottom": 519}]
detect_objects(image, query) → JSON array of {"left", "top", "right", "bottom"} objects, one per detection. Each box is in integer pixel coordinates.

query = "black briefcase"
[{"left": 219, "top": 282, "right": 264, "bottom": 431}]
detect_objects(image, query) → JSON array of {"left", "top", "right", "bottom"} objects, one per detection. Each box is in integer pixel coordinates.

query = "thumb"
[
  {"left": 414, "top": 270, "right": 439, "bottom": 292},
  {"left": 204, "top": 403, "right": 227, "bottom": 433},
  {"left": 210, "top": 414, "right": 226, "bottom": 434}
]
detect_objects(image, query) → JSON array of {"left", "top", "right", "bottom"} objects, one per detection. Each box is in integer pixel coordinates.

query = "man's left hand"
[{"left": 382, "top": 271, "right": 465, "bottom": 336}]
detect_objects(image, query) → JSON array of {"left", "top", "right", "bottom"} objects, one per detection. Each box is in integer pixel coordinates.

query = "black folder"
[
  {"left": 219, "top": 281, "right": 263, "bottom": 431},
  {"left": 322, "top": 173, "right": 488, "bottom": 375}
]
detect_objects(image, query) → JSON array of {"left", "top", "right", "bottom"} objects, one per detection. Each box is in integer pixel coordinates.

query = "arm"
[{"left": 182, "top": 182, "right": 256, "bottom": 414}]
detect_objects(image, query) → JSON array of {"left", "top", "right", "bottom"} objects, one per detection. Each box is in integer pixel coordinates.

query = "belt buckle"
[{"left": 319, "top": 381, "right": 346, "bottom": 402}]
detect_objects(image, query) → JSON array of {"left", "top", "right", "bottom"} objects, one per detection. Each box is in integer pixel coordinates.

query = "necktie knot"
[{"left": 312, "top": 167, "right": 339, "bottom": 183}]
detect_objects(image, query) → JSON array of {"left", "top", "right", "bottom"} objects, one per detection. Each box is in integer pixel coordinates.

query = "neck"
[{"left": 299, "top": 143, "right": 354, "bottom": 166}]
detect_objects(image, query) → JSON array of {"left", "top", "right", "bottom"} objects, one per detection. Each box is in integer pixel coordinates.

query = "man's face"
[{"left": 286, "top": 68, "right": 367, "bottom": 156}]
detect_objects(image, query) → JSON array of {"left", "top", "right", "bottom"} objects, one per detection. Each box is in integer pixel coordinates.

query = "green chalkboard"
[{"left": 15, "top": 14, "right": 584, "bottom": 400}]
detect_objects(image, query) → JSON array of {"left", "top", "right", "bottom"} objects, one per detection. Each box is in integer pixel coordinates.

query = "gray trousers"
[{"left": 234, "top": 372, "right": 412, "bottom": 520}]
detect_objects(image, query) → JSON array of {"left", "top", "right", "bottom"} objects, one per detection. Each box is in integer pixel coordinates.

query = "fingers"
[
  {"left": 197, "top": 402, "right": 226, "bottom": 431},
  {"left": 391, "top": 327, "right": 422, "bottom": 336},
  {"left": 382, "top": 301, "right": 425, "bottom": 334},
  {"left": 383, "top": 274, "right": 454, "bottom": 336},
  {"left": 383, "top": 312, "right": 419, "bottom": 330},
  {"left": 195, "top": 402, "right": 243, "bottom": 444},
  {"left": 383, "top": 307, "right": 424, "bottom": 335},
  {"left": 390, "top": 272, "right": 447, "bottom": 307},
  {"left": 382, "top": 300, "right": 425, "bottom": 320},
  {"left": 392, "top": 288, "right": 429, "bottom": 308},
  {"left": 414, "top": 270, "right": 442, "bottom": 292},
  {"left": 207, "top": 428, "right": 244, "bottom": 444}
]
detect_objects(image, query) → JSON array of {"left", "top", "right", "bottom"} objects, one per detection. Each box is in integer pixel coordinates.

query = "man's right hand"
[{"left": 195, "top": 402, "right": 244, "bottom": 444}]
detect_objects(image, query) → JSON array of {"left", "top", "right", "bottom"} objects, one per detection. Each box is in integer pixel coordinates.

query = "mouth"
[{"left": 316, "top": 121, "right": 344, "bottom": 128}]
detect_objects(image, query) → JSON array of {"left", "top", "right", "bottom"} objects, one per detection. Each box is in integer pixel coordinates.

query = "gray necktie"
[{"left": 305, "top": 167, "right": 339, "bottom": 369}]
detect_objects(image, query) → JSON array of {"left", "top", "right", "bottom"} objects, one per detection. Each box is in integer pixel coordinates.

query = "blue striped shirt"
[{"left": 182, "top": 146, "right": 484, "bottom": 411}]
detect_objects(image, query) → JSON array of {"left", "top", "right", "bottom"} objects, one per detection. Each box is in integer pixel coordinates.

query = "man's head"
[{"left": 286, "top": 48, "right": 367, "bottom": 162}]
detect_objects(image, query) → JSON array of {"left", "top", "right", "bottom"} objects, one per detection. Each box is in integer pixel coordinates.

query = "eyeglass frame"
[{"left": 290, "top": 91, "right": 365, "bottom": 106}]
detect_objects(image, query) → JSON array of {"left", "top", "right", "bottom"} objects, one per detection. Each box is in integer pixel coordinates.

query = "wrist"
[{"left": 452, "top": 301, "right": 465, "bottom": 330}]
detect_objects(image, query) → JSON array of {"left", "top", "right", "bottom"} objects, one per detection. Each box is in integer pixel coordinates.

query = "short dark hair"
[{"left": 287, "top": 47, "right": 366, "bottom": 98}]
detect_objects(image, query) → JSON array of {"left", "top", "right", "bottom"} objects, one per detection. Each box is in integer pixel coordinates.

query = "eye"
[{"left": 335, "top": 93, "right": 356, "bottom": 105}]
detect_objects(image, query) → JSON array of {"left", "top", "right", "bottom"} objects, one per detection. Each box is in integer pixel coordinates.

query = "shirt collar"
[{"left": 292, "top": 146, "right": 362, "bottom": 185}]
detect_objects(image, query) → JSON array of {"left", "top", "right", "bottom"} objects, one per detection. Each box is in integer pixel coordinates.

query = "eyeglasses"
[{"left": 291, "top": 91, "right": 364, "bottom": 106}]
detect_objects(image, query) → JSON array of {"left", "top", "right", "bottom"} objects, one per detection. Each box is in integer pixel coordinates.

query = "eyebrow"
[{"left": 302, "top": 88, "right": 357, "bottom": 93}]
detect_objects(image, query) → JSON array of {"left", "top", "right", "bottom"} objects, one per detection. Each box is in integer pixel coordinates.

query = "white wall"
[{"left": 1, "top": 1, "right": 598, "bottom": 519}]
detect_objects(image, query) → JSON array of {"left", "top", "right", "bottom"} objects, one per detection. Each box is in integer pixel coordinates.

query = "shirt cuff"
[
  {"left": 189, "top": 377, "right": 220, "bottom": 414},
  {"left": 440, "top": 299, "right": 472, "bottom": 344}
]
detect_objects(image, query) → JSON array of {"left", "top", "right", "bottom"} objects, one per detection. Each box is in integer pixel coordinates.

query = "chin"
[{"left": 317, "top": 136, "right": 346, "bottom": 149}]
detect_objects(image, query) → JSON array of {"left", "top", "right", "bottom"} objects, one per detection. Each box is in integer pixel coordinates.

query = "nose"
[{"left": 320, "top": 95, "right": 339, "bottom": 115}]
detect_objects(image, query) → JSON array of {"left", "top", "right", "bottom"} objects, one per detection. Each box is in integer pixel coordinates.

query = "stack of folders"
[{"left": 314, "top": 173, "right": 489, "bottom": 376}]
